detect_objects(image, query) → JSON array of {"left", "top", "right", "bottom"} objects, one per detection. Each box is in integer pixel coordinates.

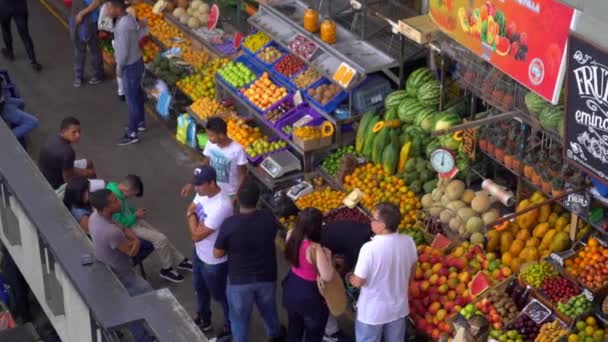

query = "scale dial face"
[{"left": 430, "top": 148, "right": 456, "bottom": 174}]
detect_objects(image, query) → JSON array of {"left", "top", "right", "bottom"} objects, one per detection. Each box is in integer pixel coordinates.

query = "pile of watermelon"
[
  {"left": 524, "top": 91, "right": 565, "bottom": 137},
  {"left": 385, "top": 67, "right": 462, "bottom": 133}
]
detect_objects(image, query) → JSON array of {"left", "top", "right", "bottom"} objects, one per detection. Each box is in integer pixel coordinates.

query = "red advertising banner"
[{"left": 430, "top": 0, "right": 575, "bottom": 104}]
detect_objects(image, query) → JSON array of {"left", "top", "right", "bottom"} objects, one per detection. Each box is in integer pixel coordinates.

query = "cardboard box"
[
  {"left": 398, "top": 15, "right": 439, "bottom": 44},
  {"left": 293, "top": 135, "right": 331, "bottom": 152}
]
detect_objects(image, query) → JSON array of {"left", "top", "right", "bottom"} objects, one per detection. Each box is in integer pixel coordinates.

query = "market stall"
[{"left": 99, "top": 0, "right": 608, "bottom": 340}]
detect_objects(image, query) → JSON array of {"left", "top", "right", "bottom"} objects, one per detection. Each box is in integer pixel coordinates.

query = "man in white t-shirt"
[
  {"left": 186, "top": 165, "right": 234, "bottom": 337},
  {"left": 348, "top": 202, "right": 418, "bottom": 342},
  {"left": 181, "top": 116, "right": 248, "bottom": 202}
]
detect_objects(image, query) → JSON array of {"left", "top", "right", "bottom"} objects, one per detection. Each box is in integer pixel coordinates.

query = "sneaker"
[
  {"left": 31, "top": 62, "right": 42, "bottom": 72},
  {"left": 74, "top": 79, "right": 82, "bottom": 88},
  {"left": 117, "top": 134, "right": 139, "bottom": 146},
  {"left": 159, "top": 268, "right": 184, "bottom": 283},
  {"left": 138, "top": 123, "right": 147, "bottom": 132},
  {"left": 88, "top": 77, "right": 103, "bottom": 85},
  {"left": 216, "top": 326, "right": 231, "bottom": 339},
  {"left": 1, "top": 48, "right": 14, "bottom": 61},
  {"left": 194, "top": 315, "right": 213, "bottom": 332},
  {"left": 177, "top": 258, "right": 193, "bottom": 272},
  {"left": 323, "top": 331, "right": 344, "bottom": 342}
]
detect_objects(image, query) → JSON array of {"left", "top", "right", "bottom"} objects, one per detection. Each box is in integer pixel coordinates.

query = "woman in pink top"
[{"left": 283, "top": 208, "right": 334, "bottom": 342}]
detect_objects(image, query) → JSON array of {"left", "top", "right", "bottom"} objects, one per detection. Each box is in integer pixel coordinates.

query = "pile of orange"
[
  {"left": 226, "top": 118, "right": 265, "bottom": 147},
  {"left": 344, "top": 163, "right": 421, "bottom": 229},
  {"left": 565, "top": 237, "right": 608, "bottom": 277},
  {"left": 295, "top": 188, "right": 345, "bottom": 213},
  {"left": 180, "top": 47, "right": 210, "bottom": 68},
  {"left": 189, "top": 97, "right": 226, "bottom": 120}
]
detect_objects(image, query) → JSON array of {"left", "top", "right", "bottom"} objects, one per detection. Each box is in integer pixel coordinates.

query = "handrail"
[{"left": 0, "top": 121, "right": 204, "bottom": 341}]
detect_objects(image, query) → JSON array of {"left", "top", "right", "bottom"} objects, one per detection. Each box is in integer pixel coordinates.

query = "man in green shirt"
[{"left": 107, "top": 175, "right": 192, "bottom": 283}]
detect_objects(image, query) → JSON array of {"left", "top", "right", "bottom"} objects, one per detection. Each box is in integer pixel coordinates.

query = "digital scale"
[
  {"left": 260, "top": 150, "right": 302, "bottom": 179},
  {"left": 287, "top": 182, "right": 314, "bottom": 201}
]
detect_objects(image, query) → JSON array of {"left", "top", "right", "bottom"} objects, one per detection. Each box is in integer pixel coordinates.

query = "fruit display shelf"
[
  {"left": 163, "top": 13, "right": 236, "bottom": 58},
  {"left": 216, "top": 74, "right": 342, "bottom": 166},
  {"left": 248, "top": 0, "right": 397, "bottom": 91}
]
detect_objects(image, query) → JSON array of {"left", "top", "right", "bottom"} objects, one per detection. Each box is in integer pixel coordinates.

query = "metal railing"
[{"left": 0, "top": 121, "right": 205, "bottom": 342}]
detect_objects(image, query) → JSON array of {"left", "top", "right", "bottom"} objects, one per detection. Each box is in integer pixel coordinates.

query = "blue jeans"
[
  {"left": 192, "top": 250, "right": 230, "bottom": 328},
  {"left": 355, "top": 317, "right": 407, "bottom": 342},
  {"left": 115, "top": 271, "right": 155, "bottom": 342},
  {"left": 131, "top": 238, "right": 154, "bottom": 266},
  {"left": 2, "top": 97, "right": 37, "bottom": 139},
  {"left": 69, "top": 15, "right": 103, "bottom": 81},
  {"left": 227, "top": 282, "right": 281, "bottom": 342},
  {"left": 122, "top": 59, "right": 145, "bottom": 136}
]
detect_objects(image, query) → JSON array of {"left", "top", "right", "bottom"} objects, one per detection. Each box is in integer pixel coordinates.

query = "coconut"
[
  {"left": 179, "top": 13, "right": 190, "bottom": 24},
  {"left": 173, "top": 7, "right": 185, "bottom": 17}
]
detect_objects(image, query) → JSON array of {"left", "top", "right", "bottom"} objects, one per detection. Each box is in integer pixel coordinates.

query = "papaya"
[
  {"left": 371, "top": 127, "right": 390, "bottom": 163},
  {"left": 500, "top": 231, "right": 514, "bottom": 254},
  {"left": 510, "top": 257, "right": 522, "bottom": 273},
  {"left": 538, "top": 204, "right": 551, "bottom": 223},
  {"left": 355, "top": 111, "right": 375, "bottom": 153},
  {"left": 515, "top": 199, "right": 538, "bottom": 230},
  {"left": 397, "top": 141, "right": 412, "bottom": 173},
  {"left": 540, "top": 229, "right": 557, "bottom": 250},
  {"left": 487, "top": 230, "right": 500, "bottom": 252},
  {"left": 526, "top": 237, "right": 540, "bottom": 248},
  {"left": 530, "top": 191, "right": 546, "bottom": 204},
  {"left": 549, "top": 232, "right": 570, "bottom": 252},
  {"left": 381, "top": 135, "right": 400, "bottom": 175},
  {"left": 509, "top": 239, "right": 525, "bottom": 257},
  {"left": 362, "top": 115, "right": 380, "bottom": 157},
  {"left": 548, "top": 212, "right": 558, "bottom": 225},
  {"left": 532, "top": 222, "right": 550, "bottom": 238},
  {"left": 521, "top": 247, "right": 539, "bottom": 262},
  {"left": 515, "top": 229, "right": 530, "bottom": 241},
  {"left": 555, "top": 215, "right": 569, "bottom": 230}
]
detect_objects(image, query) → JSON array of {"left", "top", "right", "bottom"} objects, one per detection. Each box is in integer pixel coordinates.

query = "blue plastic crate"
[
  {"left": 252, "top": 41, "right": 287, "bottom": 68},
  {"left": 290, "top": 66, "right": 323, "bottom": 91},
  {"left": 303, "top": 78, "right": 348, "bottom": 114},
  {"left": 271, "top": 54, "right": 307, "bottom": 91},
  {"left": 216, "top": 55, "right": 263, "bottom": 90}
]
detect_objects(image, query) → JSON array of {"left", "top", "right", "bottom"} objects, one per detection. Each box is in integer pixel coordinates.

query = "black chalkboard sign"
[
  {"left": 562, "top": 182, "right": 590, "bottom": 217},
  {"left": 565, "top": 34, "right": 608, "bottom": 184}
]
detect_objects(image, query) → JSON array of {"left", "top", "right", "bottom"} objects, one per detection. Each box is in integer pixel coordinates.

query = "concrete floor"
[{"left": 1, "top": 0, "right": 297, "bottom": 340}]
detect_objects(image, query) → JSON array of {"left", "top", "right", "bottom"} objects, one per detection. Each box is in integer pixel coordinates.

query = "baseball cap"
[{"left": 191, "top": 165, "right": 217, "bottom": 185}]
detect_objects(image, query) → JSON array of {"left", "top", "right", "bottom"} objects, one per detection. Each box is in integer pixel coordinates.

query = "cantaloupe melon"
[
  {"left": 446, "top": 200, "right": 466, "bottom": 212},
  {"left": 461, "top": 189, "right": 475, "bottom": 204},
  {"left": 465, "top": 216, "right": 484, "bottom": 234},
  {"left": 179, "top": 13, "right": 190, "bottom": 24},
  {"left": 482, "top": 209, "right": 499, "bottom": 225},
  {"left": 421, "top": 194, "right": 433, "bottom": 208},
  {"left": 187, "top": 17, "right": 201, "bottom": 28},
  {"left": 457, "top": 207, "right": 476, "bottom": 222},
  {"left": 440, "top": 209, "right": 455, "bottom": 224},
  {"left": 445, "top": 180, "right": 465, "bottom": 201},
  {"left": 471, "top": 191, "right": 492, "bottom": 213},
  {"left": 173, "top": 7, "right": 185, "bottom": 16}
]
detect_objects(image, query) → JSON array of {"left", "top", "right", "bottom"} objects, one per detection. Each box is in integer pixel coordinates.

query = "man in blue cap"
[{"left": 186, "top": 165, "right": 234, "bottom": 338}]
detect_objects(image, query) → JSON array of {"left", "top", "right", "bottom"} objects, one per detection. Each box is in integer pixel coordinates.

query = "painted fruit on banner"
[{"left": 430, "top": 0, "right": 574, "bottom": 104}]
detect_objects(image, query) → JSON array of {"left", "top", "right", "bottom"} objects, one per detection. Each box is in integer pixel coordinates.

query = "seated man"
[
  {"left": 107, "top": 174, "right": 192, "bottom": 282},
  {"left": 88, "top": 189, "right": 155, "bottom": 342},
  {"left": 0, "top": 83, "right": 38, "bottom": 140},
  {"left": 38, "top": 116, "right": 96, "bottom": 190}
]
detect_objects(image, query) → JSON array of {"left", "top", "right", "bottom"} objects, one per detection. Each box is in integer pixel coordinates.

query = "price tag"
[
  {"left": 294, "top": 90, "right": 303, "bottom": 106},
  {"left": 582, "top": 288, "right": 594, "bottom": 301},
  {"left": 562, "top": 182, "right": 590, "bottom": 218},
  {"left": 332, "top": 63, "right": 357, "bottom": 88},
  {"left": 461, "top": 127, "right": 477, "bottom": 161},
  {"left": 233, "top": 32, "right": 243, "bottom": 49},
  {"left": 549, "top": 253, "right": 564, "bottom": 266}
]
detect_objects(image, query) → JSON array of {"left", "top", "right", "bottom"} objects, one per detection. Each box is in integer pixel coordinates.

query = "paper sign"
[
  {"left": 333, "top": 63, "right": 357, "bottom": 88},
  {"left": 582, "top": 288, "right": 594, "bottom": 301},
  {"left": 562, "top": 183, "right": 590, "bottom": 218},
  {"left": 293, "top": 90, "right": 303, "bottom": 106},
  {"left": 461, "top": 128, "right": 477, "bottom": 160}
]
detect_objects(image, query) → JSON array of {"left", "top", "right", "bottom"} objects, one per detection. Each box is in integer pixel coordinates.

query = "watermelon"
[
  {"left": 385, "top": 90, "right": 410, "bottom": 109},
  {"left": 385, "top": 107, "right": 398, "bottom": 121},
  {"left": 470, "top": 272, "right": 491, "bottom": 297},
  {"left": 494, "top": 10, "right": 506, "bottom": 37},
  {"left": 539, "top": 105, "right": 564, "bottom": 130},
  {"left": 433, "top": 112, "right": 462, "bottom": 131},
  {"left": 416, "top": 80, "right": 441, "bottom": 109},
  {"left": 414, "top": 109, "right": 436, "bottom": 132},
  {"left": 207, "top": 4, "right": 219, "bottom": 30},
  {"left": 425, "top": 139, "right": 440, "bottom": 157},
  {"left": 406, "top": 68, "right": 435, "bottom": 96},
  {"left": 397, "top": 98, "right": 422, "bottom": 123},
  {"left": 525, "top": 91, "right": 550, "bottom": 117},
  {"left": 445, "top": 99, "right": 465, "bottom": 116}
]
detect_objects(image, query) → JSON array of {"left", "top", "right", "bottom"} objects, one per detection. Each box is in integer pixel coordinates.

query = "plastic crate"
[
  {"left": 239, "top": 72, "right": 291, "bottom": 113},
  {"left": 275, "top": 104, "right": 324, "bottom": 141},
  {"left": 216, "top": 55, "right": 264, "bottom": 91},
  {"left": 253, "top": 41, "right": 287, "bottom": 68},
  {"left": 290, "top": 66, "right": 323, "bottom": 91},
  {"left": 271, "top": 54, "right": 307, "bottom": 90},
  {"left": 263, "top": 93, "right": 295, "bottom": 121},
  {"left": 303, "top": 78, "right": 348, "bottom": 114},
  {"left": 246, "top": 138, "right": 289, "bottom": 165}
]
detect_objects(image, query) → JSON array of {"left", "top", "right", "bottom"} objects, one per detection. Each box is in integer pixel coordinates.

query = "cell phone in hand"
[{"left": 81, "top": 254, "right": 94, "bottom": 266}]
